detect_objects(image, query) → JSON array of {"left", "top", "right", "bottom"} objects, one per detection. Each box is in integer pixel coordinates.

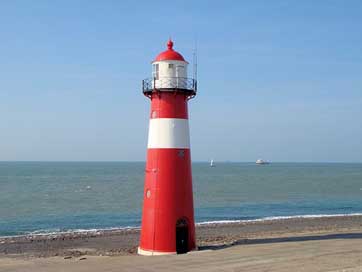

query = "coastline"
[
  {"left": 3, "top": 212, "right": 362, "bottom": 240},
  {"left": 1, "top": 214, "right": 362, "bottom": 258}
]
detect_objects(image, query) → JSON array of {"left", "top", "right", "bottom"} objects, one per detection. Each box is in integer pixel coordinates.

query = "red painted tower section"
[{"left": 138, "top": 40, "right": 197, "bottom": 255}]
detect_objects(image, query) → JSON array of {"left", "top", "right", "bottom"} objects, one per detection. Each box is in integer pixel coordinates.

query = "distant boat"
[
  {"left": 210, "top": 159, "right": 215, "bottom": 167},
  {"left": 256, "top": 159, "right": 269, "bottom": 165}
]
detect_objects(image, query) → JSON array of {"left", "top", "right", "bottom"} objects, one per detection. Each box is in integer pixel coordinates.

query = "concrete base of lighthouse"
[
  {"left": 137, "top": 247, "right": 198, "bottom": 256},
  {"left": 137, "top": 247, "right": 176, "bottom": 256}
]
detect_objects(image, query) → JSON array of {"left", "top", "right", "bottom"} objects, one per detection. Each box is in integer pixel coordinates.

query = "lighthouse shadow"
[{"left": 198, "top": 232, "right": 362, "bottom": 251}]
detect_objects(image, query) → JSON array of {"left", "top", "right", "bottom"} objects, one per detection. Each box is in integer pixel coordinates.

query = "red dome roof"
[{"left": 153, "top": 39, "right": 186, "bottom": 62}]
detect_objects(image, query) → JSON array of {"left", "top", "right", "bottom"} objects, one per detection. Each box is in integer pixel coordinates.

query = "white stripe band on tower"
[{"left": 147, "top": 118, "right": 190, "bottom": 149}]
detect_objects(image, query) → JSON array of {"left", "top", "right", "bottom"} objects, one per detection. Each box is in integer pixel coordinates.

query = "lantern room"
[{"left": 142, "top": 39, "right": 197, "bottom": 97}]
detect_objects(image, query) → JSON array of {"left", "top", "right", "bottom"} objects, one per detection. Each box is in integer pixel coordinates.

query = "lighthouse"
[{"left": 138, "top": 39, "right": 197, "bottom": 255}]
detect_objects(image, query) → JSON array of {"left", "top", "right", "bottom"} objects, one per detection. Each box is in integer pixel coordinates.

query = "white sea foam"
[
  {"left": 0, "top": 226, "right": 140, "bottom": 239},
  {"left": 27, "top": 226, "right": 140, "bottom": 236},
  {"left": 196, "top": 213, "right": 362, "bottom": 226}
]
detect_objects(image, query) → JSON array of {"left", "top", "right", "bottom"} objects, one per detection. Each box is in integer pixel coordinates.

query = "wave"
[
  {"left": 0, "top": 226, "right": 140, "bottom": 239},
  {"left": 196, "top": 213, "right": 362, "bottom": 225}
]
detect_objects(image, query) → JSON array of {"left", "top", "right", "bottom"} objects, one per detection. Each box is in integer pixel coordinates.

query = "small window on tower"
[
  {"left": 152, "top": 64, "right": 159, "bottom": 80},
  {"left": 168, "top": 64, "right": 174, "bottom": 69}
]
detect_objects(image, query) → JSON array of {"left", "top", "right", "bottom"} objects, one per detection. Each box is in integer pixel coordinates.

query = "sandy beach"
[{"left": 1, "top": 215, "right": 362, "bottom": 271}]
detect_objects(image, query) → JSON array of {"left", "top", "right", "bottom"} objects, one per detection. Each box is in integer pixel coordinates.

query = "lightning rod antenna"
[{"left": 193, "top": 38, "right": 198, "bottom": 82}]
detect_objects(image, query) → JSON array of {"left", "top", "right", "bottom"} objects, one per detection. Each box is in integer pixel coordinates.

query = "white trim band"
[
  {"left": 147, "top": 118, "right": 190, "bottom": 149},
  {"left": 138, "top": 247, "right": 176, "bottom": 256}
]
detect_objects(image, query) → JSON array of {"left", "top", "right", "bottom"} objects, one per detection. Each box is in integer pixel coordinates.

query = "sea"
[{"left": 1, "top": 162, "right": 362, "bottom": 237}]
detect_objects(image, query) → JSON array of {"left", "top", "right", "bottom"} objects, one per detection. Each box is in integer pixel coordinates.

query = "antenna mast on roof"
[{"left": 192, "top": 38, "right": 198, "bottom": 82}]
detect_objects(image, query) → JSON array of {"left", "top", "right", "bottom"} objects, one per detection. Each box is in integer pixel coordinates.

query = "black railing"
[{"left": 142, "top": 77, "right": 197, "bottom": 96}]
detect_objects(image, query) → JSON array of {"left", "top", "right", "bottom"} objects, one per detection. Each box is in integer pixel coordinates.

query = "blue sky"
[{"left": 0, "top": 0, "right": 361, "bottom": 162}]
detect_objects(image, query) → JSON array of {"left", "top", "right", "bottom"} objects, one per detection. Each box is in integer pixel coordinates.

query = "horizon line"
[{"left": 0, "top": 160, "right": 361, "bottom": 164}]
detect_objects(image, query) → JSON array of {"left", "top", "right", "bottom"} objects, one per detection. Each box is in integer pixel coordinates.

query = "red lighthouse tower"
[{"left": 138, "top": 40, "right": 197, "bottom": 255}]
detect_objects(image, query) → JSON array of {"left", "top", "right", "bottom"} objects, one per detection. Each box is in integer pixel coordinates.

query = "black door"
[{"left": 176, "top": 219, "right": 188, "bottom": 254}]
